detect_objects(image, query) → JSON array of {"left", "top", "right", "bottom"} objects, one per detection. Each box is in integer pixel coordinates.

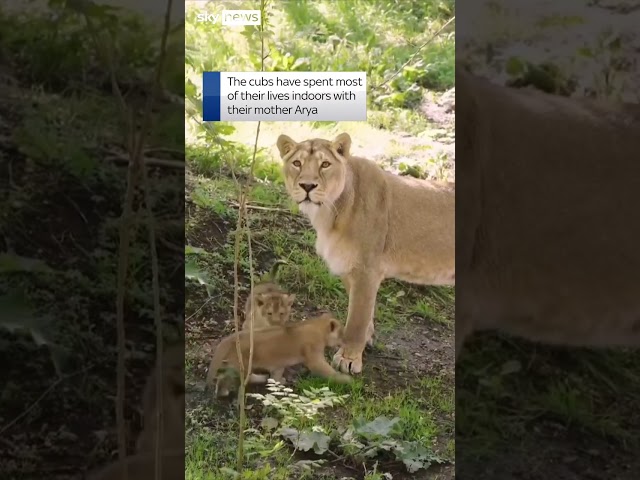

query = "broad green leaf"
[
  {"left": 278, "top": 427, "right": 330, "bottom": 454},
  {"left": 354, "top": 416, "right": 401, "bottom": 438},
  {"left": 185, "top": 245, "right": 206, "bottom": 255},
  {"left": 0, "top": 253, "right": 53, "bottom": 273},
  {"left": 260, "top": 416, "right": 279, "bottom": 431},
  {"left": 500, "top": 359, "right": 522, "bottom": 375},
  {"left": 395, "top": 440, "right": 444, "bottom": 473},
  {"left": 505, "top": 56, "right": 525, "bottom": 76}
]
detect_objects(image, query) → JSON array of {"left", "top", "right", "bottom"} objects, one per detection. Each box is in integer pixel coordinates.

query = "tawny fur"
[
  {"left": 243, "top": 259, "right": 295, "bottom": 331},
  {"left": 456, "top": 68, "right": 640, "bottom": 358},
  {"left": 206, "top": 313, "right": 352, "bottom": 397},
  {"left": 135, "top": 343, "right": 185, "bottom": 453},
  {"left": 277, "top": 132, "right": 455, "bottom": 374}
]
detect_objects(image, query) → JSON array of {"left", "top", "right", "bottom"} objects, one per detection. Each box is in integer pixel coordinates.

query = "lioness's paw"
[{"left": 332, "top": 346, "right": 364, "bottom": 374}]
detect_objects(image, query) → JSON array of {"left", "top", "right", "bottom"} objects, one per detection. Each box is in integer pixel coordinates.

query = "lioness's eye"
[
  {"left": 292, "top": 160, "right": 301, "bottom": 167},
  {"left": 321, "top": 161, "right": 331, "bottom": 168}
]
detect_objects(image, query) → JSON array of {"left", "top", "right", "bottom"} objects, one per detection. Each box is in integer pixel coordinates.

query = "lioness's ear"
[
  {"left": 277, "top": 134, "right": 297, "bottom": 158},
  {"left": 332, "top": 133, "right": 351, "bottom": 157},
  {"left": 286, "top": 293, "right": 296, "bottom": 306}
]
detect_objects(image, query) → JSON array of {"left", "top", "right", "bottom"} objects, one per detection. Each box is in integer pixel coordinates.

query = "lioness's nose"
[{"left": 299, "top": 183, "right": 318, "bottom": 193}]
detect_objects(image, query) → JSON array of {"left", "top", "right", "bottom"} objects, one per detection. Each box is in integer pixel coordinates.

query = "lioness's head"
[{"left": 276, "top": 133, "right": 351, "bottom": 214}]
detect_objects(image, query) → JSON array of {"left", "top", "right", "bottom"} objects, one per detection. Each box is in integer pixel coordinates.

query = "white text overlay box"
[{"left": 218, "top": 72, "right": 367, "bottom": 122}]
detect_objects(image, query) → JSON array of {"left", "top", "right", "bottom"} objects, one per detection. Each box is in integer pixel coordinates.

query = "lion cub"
[
  {"left": 206, "top": 313, "right": 352, "bottom": 398},
  {"left": 243, "top": 259, "right": 295, "bottom": 330}
]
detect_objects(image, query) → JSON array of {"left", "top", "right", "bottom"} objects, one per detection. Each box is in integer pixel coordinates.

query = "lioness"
[
  {"left": 456, "top": 68, "right": 640, "bottom": 357},
  {"left": 277, "top": 133, "right": 455, "bottom": 373}
]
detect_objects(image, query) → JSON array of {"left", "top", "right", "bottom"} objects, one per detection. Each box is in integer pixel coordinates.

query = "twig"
[
  {"left": 106, "top": 155, "right": 185, "bottom": 169},
  {"left": 133, "top": 2, "right": 176, "bottom": 479},
  {"left": 185, "top": 294, "right": 223, "bottom": 322},
  {"left": 82, "top": 1, "right": 173, "bottom": 478},
  {"left": 0, "top": 364, "right": 93, "bottom": 436},
  {"left": 158, "top": 236, "right": 184, "bottom": 253},
  {"left": 233, "top": 1, "right": 266, "bottom": 473},
  {"left": 228, "top": 201, "right": 290, "bottom": 213},
  {"left": 143, "top": 147, "right": 185, "bottom": 157},
  {"left": 63, "top": 194, "right": 89, "bottom": 225},
  {"left": 374, "top": 16, "right": 455, "bottom": 91}
]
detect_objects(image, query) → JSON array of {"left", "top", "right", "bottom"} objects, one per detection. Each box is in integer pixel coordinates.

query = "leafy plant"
[
  {"left": 248, "top": 381, "right": 443, "bottom": 473},
  {"left": 340, "top": 416, "right": 445, "bottom": 473},
  {"left": 185, "top": 246, "right": 214, "bottom": 296}
]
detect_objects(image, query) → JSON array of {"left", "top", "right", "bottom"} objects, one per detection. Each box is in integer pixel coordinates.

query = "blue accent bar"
[{"left": 203, "top": 71, "right": 221, "bottom": 121}]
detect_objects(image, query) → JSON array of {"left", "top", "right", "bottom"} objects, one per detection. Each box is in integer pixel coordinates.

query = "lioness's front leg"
[
  {"left": 333, "top": 271, "right": 382, "bottom": 374},
  {"left": 341, "top": 275, "right": 375, "bottom": 347}
]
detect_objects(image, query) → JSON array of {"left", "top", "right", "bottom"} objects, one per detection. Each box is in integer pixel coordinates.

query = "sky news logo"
[{"left": 196, "top": 10, "right": 261, "bottom": 26}]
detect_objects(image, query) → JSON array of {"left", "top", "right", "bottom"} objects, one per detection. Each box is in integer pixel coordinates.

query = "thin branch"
[
  {"left": 228, "top": 201, "right": 290, "bottom": 213},
  {"left": 374, "top": 16, "right": 455, "bottom": 91},
  {"left": 83, "top": 3, "right": 174, "bottom": 478},
  {"left": 0, "top": 364, "right": 93, "bottom": 436},
  {"left": 138, "top": 2, "right": 175, "bottom": 479},
  {"left": 81, "top": 9, "right": 137, "bottom": 472},
  {"left": 106, "top": 155, "right": 185, "bottom": 169},
  {"left": 233, "top": 0, "right": 267, "bottom": 473}
]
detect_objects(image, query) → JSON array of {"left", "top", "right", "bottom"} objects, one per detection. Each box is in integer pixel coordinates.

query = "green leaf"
[
  {"left": 394, "top": 440, "right": 444, "bottom": 473},
  {"left": 261, "top": 416, "right": 279, "bottom": 431},
  {"left": 608, "top": 36, "right": 622, "bottom": 51},
  {"left": 500, "top": 359, "right": 522, "bottom": 375},
  {"left": 577, "top": 47, "right": 593, "bottom": 58},
  {"left": 185, "top": 245, "right": 206, "bottom": 255},
  {"left": 0, "top": 294, "right": 64, "bottom": 376},
  {"left": 0, "top": 253, "right": 53, "bottom": 273},
  {"left": 505, "top": 56, "right": 525, "bottom": 76},
  {"left": 218, "top": 467, "right": 239, "bottom": 479},
  {"left": 185, "top": 259, "right": 209, "bottom": 284},
  {"left": 0, "top": 294, "right": 52, "bottom": 341},
  {"left": 279, "top": 428, "right": 330, "bottom": 454},
  {"left": 354, "top": 416, "right": 401, "bottom": 438}
]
